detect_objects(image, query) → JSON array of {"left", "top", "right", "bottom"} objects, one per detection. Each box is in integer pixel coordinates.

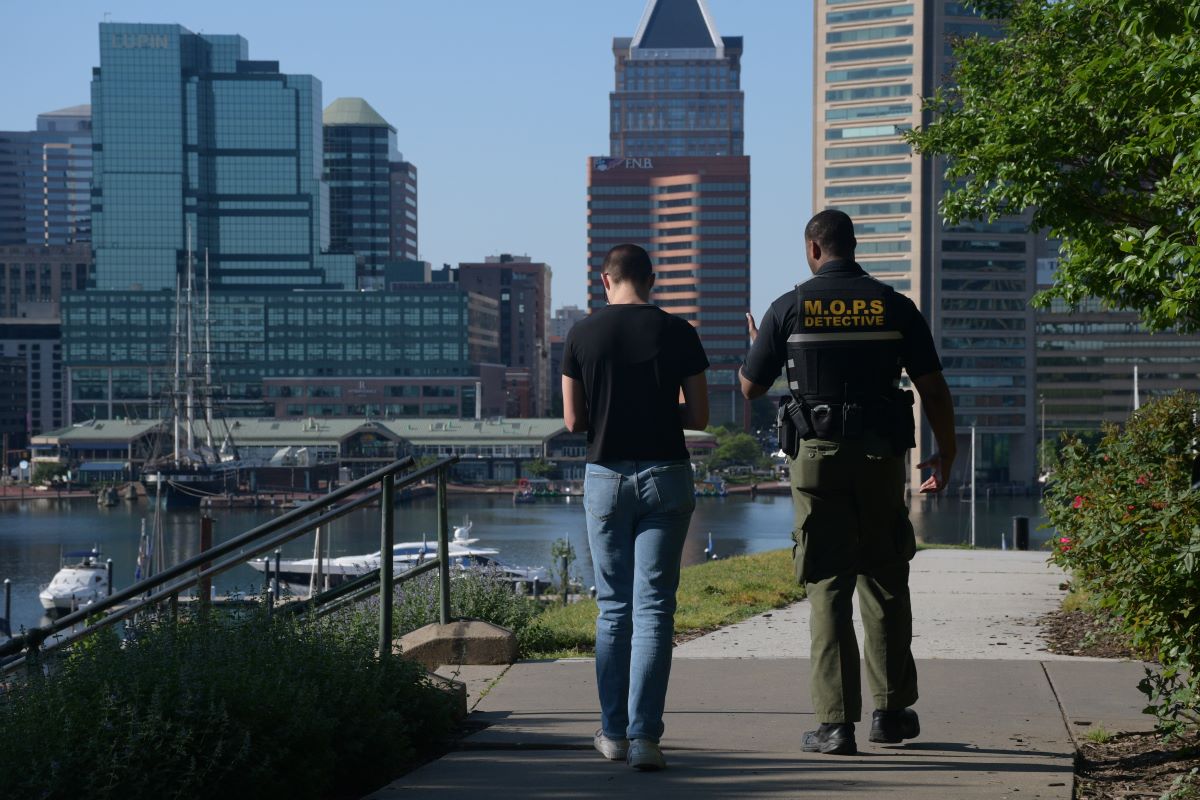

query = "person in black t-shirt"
[{"left": 562, "top": 244, "right": 708, "bottom": 771}]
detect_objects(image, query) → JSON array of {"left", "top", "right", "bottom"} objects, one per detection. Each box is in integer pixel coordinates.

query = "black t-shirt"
[
  {"left": 742, "top": 260, "right": 942, "bottom": 389},
  {"left": 563, "top": 304, "right": 709, "bottom": 463}
]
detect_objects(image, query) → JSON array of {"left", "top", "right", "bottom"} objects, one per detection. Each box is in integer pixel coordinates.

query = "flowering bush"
[{"left": 1045, "top": 392, "right": 1200, "bottom": 737}]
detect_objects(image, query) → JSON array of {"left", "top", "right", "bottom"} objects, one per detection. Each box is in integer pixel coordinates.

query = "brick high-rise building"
[
  {"left": 457, "top": 255, "right": 552, "bottom": 417},
  {"left": 0, "top": 106, "right": 92, "bottom": 248},
  {"left": 0, "top": 106, "right": 93, "bottom": 437},
  {"left": 0, "top": 357, "right": 29, "bottom": 459},
  {"left": 589, "top": 0, "right": 750, "bottom": 426}
]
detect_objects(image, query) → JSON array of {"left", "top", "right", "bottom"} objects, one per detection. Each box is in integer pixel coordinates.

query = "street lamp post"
[{"left": 1039, "top": 394, "right": 1046, "bottom": 497}]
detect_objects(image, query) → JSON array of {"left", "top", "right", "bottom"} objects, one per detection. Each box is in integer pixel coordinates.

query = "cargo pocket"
[
  {"left": 584, "top": 472, "right": 621, "bottom": 521},
  {"left": 894, "top": 513, "right": 917, "bottom": 562},
  {"left": 790, "top": 526, "right": 812, "bottom": 585}
]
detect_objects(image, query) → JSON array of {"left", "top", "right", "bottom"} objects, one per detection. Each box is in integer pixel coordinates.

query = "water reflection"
[{"left": 0, "top": 491, "right": 1052, "bottom": 636}]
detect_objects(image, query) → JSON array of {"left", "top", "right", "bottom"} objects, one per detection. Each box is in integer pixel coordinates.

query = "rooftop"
[
  {"left": 33, "top": 418, "right": 718, "bottom": 448},
  {"left": 631, "top": 0, "right": 722, "bottom": 50},
  {"left": 39, "top": 104, "right": 91, "bottom": 118},
  {"left": 322, "top": 97, "right": 394, "bottom": 131}
]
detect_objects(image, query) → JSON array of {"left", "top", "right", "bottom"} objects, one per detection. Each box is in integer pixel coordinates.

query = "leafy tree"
[
  {"left": 32, "top": 462, "right": 68, "bottom": 485},
  {"left": 523, "top": 458, "right": 554, "bottom": 479},
  {"left": 709, "top": 432, "right": 767, "bottom": 469},
  {"left": 906, "top": 0, "right": 1200, "bottom": 331}
]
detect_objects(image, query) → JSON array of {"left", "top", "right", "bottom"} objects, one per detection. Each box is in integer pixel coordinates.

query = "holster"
[
  {"left": 809, "top": 402, "right": 865, "bottom": 440},
  {"left": 884, "top": 389, "right": 916, "bottom": 456},
  {"left": 777, "top": 397, "right": 809, "bottom": 459}
]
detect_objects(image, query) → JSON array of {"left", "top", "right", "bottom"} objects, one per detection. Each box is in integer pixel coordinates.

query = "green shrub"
[
  {"left": 1045, "top": 391, "right": 1200, "bottom": 737},
  {"left": 391, "top": 568, "right": 541, "bottom": 640},
  {"left": 0, "top": 611, "right": 456, "bottom": 800}
]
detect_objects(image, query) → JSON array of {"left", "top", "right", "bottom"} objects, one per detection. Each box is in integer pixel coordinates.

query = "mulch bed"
[
  {"left": 1075, "top": 732, "right": 1199, "bottom": 799},
  {"left": 1039, "top": 605, "right": 1200, "bottom": 797},
  {"left": 1039, "top": 606, "right": 1140, "bottom": 660}
]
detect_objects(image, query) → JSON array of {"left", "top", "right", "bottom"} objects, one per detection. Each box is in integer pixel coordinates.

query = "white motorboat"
[
  {"left": 39, "top": 549, "right": 109, "bottom": 612},
  {"left": 248, "top": 518, "right": 548, "bottom": 592}
]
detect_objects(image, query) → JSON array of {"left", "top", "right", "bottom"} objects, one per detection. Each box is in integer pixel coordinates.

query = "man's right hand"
[
  {"left": 745, "top": 312, "right": 758, "bottom": 345},
  {"left": 917, "top": 452, "right": 953, "bottom": 493}
]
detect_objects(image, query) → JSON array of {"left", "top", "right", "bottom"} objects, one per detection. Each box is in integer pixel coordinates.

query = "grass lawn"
[
  {"left": 522, "top": 548, "right": 804, "bottom": 659},
  {"left": 519, "top": 542, "right": 993, "bottom": 659}
]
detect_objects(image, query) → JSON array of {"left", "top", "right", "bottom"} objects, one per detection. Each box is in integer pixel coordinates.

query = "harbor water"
[{"left": 0, "top": 490, "right": 1051, "bottom": 636}]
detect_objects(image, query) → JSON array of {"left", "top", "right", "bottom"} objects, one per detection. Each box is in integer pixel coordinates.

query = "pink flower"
[
  {"left": 1072, "top": 495, "right": 1085, "bottom": 509},
  {"left": 1135, "top": 474, "right": 1149, "bottom": 486}
]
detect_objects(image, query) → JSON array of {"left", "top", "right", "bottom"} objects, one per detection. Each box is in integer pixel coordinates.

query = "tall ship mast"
[{"left": 142, "top": 227, "right": 241, "bottom": 509}]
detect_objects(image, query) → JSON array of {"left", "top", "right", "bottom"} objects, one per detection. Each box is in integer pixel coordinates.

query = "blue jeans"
[{"left": 584, "top": 459, "right": 696, "bottom": 743}]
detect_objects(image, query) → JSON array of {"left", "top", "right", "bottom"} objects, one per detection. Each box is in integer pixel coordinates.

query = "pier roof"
[
  {"left": 385, "top": 418, "right": 568, "bottom": 445},
  {"left": 31, "top": 418, "right": 716, "bottom": 449},
  {"left": 32, "top": 419, "right": 165, "bottom": 446},
  {"left": 214, "top": 418, "right": 398, "bottom": 447}
]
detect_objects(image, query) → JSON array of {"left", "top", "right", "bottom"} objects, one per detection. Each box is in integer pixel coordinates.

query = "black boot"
[
  {"left": 869, "top": 708, "right": 920, "bottom": 744},
  {"left": 802, "top": 722, "right": 857, "bottom": 755}
]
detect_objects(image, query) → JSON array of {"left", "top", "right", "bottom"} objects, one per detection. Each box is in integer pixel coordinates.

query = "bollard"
[
  {"left": 274, "top": 549, "right": 282, "bottom": 599},
  {"left": 560, "top": 554, "right": 569, "bottom": 607},
  {"left": 532, "top": 578, "right": 542, "bottom": 599},
  {"left": 106, "top": 558, "right": 114, "bottom": 597},
  {"left": 3, "top": 578, "right": 10, "bottom": 633},
  {"left": 589, "top": 585, "right": 597, "bottom": 600},
  {"left": 1012, "top": 515, "right": 1030, "bottom": 551},
  {"left": 199, "top": 515, "right": 213, "bottom": 611}
]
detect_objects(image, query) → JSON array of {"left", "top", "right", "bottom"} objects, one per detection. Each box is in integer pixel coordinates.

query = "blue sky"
[{"left": 1, "top": 0, "right": 815, "bottom": 314}]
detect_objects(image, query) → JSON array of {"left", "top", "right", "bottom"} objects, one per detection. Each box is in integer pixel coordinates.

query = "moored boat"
[
  {"left": 39, "top": 549, "right": 108, "bottom": 613},
  {"left": 248, "top": 519, "right": 548, "bottom": 593}
]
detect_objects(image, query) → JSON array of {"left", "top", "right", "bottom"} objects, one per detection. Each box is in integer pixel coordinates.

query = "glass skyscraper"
[
  {"left": 64, "top": 287, "right": 496, "bottom": 422},
  {"left": 90, "top": 23, "right": 354, "bottom": 291},
  {"left": 323, "top": 97, "right": 419, "bottom": 288}
]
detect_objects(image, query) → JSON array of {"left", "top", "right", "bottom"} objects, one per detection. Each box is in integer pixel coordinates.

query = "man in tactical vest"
[{"left": 739, "top": 209, "right": 957, "bottom": 756}]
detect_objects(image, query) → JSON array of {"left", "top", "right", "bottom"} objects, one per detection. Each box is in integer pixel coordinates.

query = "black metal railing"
[{"left": 0, "top": 455, "right": 459, "bottom": 675}]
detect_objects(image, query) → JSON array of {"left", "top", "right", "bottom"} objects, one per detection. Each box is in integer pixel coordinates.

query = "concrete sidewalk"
[
  {"left": 675, "top": 550, "right": 1093, "bottom": 661},
  {"left": 369, "top": 550, "right": 1154, "bottom": 798}
]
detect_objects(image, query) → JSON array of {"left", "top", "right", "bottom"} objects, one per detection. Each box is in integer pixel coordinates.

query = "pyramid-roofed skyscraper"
[{"left": 589, "top": 0, "right": 751, "bottom": 427}]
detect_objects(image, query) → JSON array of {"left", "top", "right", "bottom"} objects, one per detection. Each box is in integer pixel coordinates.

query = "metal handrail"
[{"left": 0, "top": 455, "right": 460, "bottom": 673}]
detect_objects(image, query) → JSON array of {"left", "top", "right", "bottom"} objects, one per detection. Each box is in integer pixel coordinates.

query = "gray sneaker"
[
  {"left": 594, "top": 729, "right": 629, "bottom": 761},
  {"left": 627, "top": 738, "right": 667, "bottom": 771}
]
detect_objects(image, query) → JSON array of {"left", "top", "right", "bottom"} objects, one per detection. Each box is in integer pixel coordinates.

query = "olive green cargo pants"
[{"left": 790, "top": 436, "right": 918, "bottom": 724}]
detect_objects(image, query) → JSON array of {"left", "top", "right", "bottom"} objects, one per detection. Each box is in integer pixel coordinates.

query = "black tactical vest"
[{"left": 785, "top": 270, "right": 905, "bottom": 407}]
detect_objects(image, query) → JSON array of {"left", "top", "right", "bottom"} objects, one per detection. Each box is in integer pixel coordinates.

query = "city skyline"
[{"left": 0, "top": 0, "right": 814, "bottom": 316}]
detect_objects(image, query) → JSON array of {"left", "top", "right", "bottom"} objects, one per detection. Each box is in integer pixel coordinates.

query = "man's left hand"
[{"left": 746, "top": 312, "right": 758, "bottom": 345}]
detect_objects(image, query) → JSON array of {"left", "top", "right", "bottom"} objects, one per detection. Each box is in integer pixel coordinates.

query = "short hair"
[
  {"left": 805, "top": 209, "right": 857, "bottom": 257},
  {"left": 602, "top": 244, "right": 653, "bottom": 286}
]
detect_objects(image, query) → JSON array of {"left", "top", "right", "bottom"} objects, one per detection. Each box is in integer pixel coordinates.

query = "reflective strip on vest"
[{"left": 787, "top": 331, "right": 903, "bottom": 343}]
